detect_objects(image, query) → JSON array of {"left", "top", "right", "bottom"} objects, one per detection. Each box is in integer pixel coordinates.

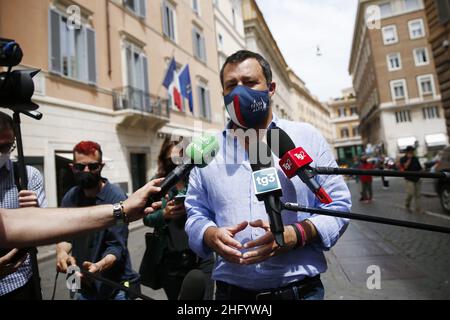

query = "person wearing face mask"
[
  {"left": 185, "top": 50, "right": 351, "bottom": 300},
  {"left": 140, "top": 138, "right": 214, "bottom": 300},
  {"left": 0, "top": 111, "right": 47, "bottom": 300},
  {"left": 55, "top": 141, "right": 140, "bottom": 300}
]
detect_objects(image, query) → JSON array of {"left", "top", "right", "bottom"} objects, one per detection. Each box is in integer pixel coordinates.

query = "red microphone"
[{"left": 268, "top": 128, "right": 333, "bottom": 204}]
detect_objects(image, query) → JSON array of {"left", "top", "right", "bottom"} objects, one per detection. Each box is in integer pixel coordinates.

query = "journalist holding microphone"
[{"left": 185, "top": 50, "right": 352, "bottom": 300}]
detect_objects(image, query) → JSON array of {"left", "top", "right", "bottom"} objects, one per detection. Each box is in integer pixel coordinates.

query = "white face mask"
[{"left": 0, "top": 153, "right": 10, "bottom": 168}]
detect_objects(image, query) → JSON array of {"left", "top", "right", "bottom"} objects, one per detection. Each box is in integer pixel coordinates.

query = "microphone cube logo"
[
  {"left": 252, "top": 168, "right": 282, "bottom": 196},
  {"left": 282, "top": 158, "right": 293, "bottom": 171},
  {"left": 66, "top": 265, "right": 81, "bottom": 293}
]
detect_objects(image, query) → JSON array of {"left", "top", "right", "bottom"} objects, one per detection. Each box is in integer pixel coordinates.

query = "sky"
[{"left": 255, "top": 0, "right": 359, "bottom": 101}]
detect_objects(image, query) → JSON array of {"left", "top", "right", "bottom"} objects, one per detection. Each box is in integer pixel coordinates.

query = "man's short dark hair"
[
  {"left": 406, "top": 146, "right": 415, "bottom": 152},
  {"left": 220, "top": 50, "right": 273, "bottom": 87},
  {"left": 0, "top": 111, "right": 14, "bottom": 134}
]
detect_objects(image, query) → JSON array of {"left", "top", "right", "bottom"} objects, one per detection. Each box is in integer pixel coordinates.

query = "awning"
[
  {"left": 397, "top": 137, "right": 417, "bottom": 150},
  {"left": 158, "top": 126, "right": 195, "bottom": 138},
  {"left": 425, "top": 133, "right": 448, "bottom": 148},
  {"left": 55, "top": 153, "right": 112, "bottom": 162}
]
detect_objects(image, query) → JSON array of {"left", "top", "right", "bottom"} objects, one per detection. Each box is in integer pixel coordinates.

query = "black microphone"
[
  {"left": 267, "top": 127, "right": 332, "bottom": 204},
  {"left": 178, "top": 269, "right": 206, "bottom": 300},
  {"left": 250, "top": 141, "right": 285, "bottom": 247}
]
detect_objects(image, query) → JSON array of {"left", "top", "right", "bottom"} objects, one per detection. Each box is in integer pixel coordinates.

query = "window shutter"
[
  {"left": 205, "top": 89, "right": 211, "bottom": 121},
  {"left": 86, "top": 27, "right": 97, "bottom": 84},
  {"left": 142, "top": 55, "right": 151, "bottom": 111},
  {"left": 162, "top": 3, "right": 169, "bottom": 37},
  {"left": 201, "top": 35, "right": 207, "bottom": 63},
  {"left": 192, "top": 28, "right": 198, "bottom": 58},
  {"left": 49, "top": 9, "right": 62, "bottom": 74},
  {"left": 139, "top": 0, "right": 147, "bottom": 18},
  {"left": 197, "top": 86, "right": 203, "bottom": 117}
]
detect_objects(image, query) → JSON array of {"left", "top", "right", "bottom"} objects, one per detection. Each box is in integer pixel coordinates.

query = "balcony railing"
[{"left": 113, "top": 86, "right": 170, "bottom": 119}]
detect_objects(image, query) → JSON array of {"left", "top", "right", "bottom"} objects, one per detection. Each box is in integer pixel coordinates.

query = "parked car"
[{"left": 431, "top": 147, "right": 450, "bottom": 214}]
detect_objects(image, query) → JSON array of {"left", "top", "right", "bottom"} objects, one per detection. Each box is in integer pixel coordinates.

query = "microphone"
[
  {"left": 147, "top": 134, "right": 219, "bottom": 206},
  {"left": 178, "top": 269, "right": 206, "bottom": 300},
  {"left": 250, "top": 141, "right": 285, "bottom": 247},
  {"left": 267, "top": 127, "right": 332, "bottom": 204}
]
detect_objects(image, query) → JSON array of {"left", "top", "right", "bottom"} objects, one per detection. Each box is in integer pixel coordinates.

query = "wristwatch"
[{"left": 112, "top": 201, "right": 128, "bottom": 225}]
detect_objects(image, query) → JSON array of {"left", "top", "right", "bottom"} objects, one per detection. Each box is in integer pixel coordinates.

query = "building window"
[
  {"left": 382, "top": 25, "right": 398, "bottom": 45},
  {"left": 124, "top": 0, "right": 147, "bottom": 18},
  {"left": 395, "top": 110, "right": 412, "bottom": 123},
  {"left": 379, "top": 2, "right": 393, "bottom": 18},
  {"left": 197, "top": 82, "right": 211, "bottom": 120},
  {"left": 408, "top": 19, "right": 425, "bottom": 39},
  {"left": 352, "top": 127, "right": 360, "bottom": 137},
  {"left": 417, "top": 75, "right": 435, "bottom": 96},
  {"left": 387, "top": 53, "right": 402, "bottom": 71},
  {"left": 49, "top": 8, "right": 96, "bottom": 84},
  {"left": 423, "top": 106, "right": 440, "bottom": 119},
  {"left": 404, "top": 0, "right": 420, "bottom": 11},
  {"left": 218, "top": 33, "right": 223, "bottom": 48},
  {"left": 192, "top": 27, "right": 206, "bottom": 63},
  {"left": 350, "top": 106, "right": 358, "bottom": 115},
  {"left": 341, "top": 128, "right": 350, "bottom": 138},
  {"left": 338, "top": 107, "right": 347, "bottom": 118},
  {"left": 413, "top": 47, "right": 429, "bottom": 66},
  {"left": 390, "top": 79, "right": 408, "bottom": 100},
  {"left": 124, "top": 42, "right": 150, "bottom": 109},
  {"left": 192, "top": 0, "right": 200, "bottom": 15},
  {"left": 162, "top": 1, "right": 176, "bottom": 42}
]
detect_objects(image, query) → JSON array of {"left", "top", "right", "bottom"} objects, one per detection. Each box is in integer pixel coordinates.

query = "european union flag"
[
  {"left": 163, "top": 58, "right": 177, "bottom": 89},
  {"left": 179, "top": 64, "right": 194, "bottom": 113}
]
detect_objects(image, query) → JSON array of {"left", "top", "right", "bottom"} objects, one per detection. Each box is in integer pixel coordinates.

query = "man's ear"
[{"left": 268, "top": 82, "right": 276, "bottom": 97}]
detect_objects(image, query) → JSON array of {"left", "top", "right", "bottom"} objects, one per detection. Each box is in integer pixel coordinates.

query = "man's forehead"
[
  {"left": 223, "top": 58, "right": 264, "bottom": 80},
  {"left": 74, "top": 151, "right": 100, "bottom": 161}
]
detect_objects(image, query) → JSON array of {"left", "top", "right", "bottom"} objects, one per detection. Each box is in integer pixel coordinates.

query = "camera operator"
[{"left": 0, "top": 111, "right": 47, "bottom": 300}]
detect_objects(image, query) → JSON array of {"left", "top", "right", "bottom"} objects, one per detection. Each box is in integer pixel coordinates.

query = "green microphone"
[{"left": 146, "top": 134, "right": 219, "bottom": 206}]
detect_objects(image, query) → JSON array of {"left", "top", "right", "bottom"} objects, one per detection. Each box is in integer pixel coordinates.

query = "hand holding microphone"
[{"left": 146, "top": 134, "right": 220, "bottom": 207}]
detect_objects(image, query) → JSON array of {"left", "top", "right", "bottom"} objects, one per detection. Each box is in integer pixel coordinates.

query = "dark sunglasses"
[
  {"left": 0, "top": 142, "right": 16, "bottom": 154},
  {"left": 73, "top": 162, "right": 102, "bottom": 172}
]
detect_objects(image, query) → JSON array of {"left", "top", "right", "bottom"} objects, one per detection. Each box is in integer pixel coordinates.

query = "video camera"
[{"left": 0, "top": 38, "right": 40, "bottom": 112}]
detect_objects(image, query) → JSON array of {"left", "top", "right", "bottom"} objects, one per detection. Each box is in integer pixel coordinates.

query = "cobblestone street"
[{"left": 38, "top": 177, "right": 450, "bottom": 300}]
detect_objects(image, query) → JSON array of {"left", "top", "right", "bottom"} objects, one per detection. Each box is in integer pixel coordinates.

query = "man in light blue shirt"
[{"left": 185, "top": 50, "right": 351, "bottom": 300}]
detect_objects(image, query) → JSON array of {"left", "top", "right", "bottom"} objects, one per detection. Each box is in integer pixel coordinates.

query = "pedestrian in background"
[
  {"left": 359, "top": 155, "right": 374, "bottom": 203},
  {"left": 399, "top": 146, "right": 423, "bottom": 214},
  {"left": 56, "top": 141, "right": 140, "bottom": 300}
]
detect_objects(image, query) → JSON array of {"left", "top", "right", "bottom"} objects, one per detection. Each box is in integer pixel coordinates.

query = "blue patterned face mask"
[{"left": 224, "top": 85, "right": 271, "bottom": 128}]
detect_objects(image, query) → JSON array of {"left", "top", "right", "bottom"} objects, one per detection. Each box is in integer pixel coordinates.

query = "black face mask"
[{"left": 74, "top": 172, "right": 101, "bottom": 189}]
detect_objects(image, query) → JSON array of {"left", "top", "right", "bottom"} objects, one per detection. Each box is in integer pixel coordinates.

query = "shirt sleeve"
[
  {"left": 27, "top": 166, "right": 48, "bottom": 208},
  {"left": 184, "top": 167, "right": 217, "bottom": 259},
  {"left": 306, "top": 127, "right": 352, "bottom": 251}
]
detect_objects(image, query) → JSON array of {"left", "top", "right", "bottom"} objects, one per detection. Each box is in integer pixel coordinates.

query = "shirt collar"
[
  {"left": 2, "top": 159, "right": 13, "bottom": 172},
  {"left": 94, "top": 179, "right": 109, "bottom": 201},
  {"left": 222, "top": 113, "right": 280, "bottom": 137}
]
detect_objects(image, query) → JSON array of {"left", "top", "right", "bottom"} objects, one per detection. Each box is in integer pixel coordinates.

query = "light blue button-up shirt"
[{"left": 185, "top": 115, "right": 351, "bottom": 290}]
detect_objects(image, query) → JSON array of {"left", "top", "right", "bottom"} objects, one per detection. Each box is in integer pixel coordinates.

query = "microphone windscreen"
[
  {"left": 178, "top": 269, "right": 206, "bottom": 300},
  {"left": 267, "top": 127, "right": 296, "bottom": 158}
]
